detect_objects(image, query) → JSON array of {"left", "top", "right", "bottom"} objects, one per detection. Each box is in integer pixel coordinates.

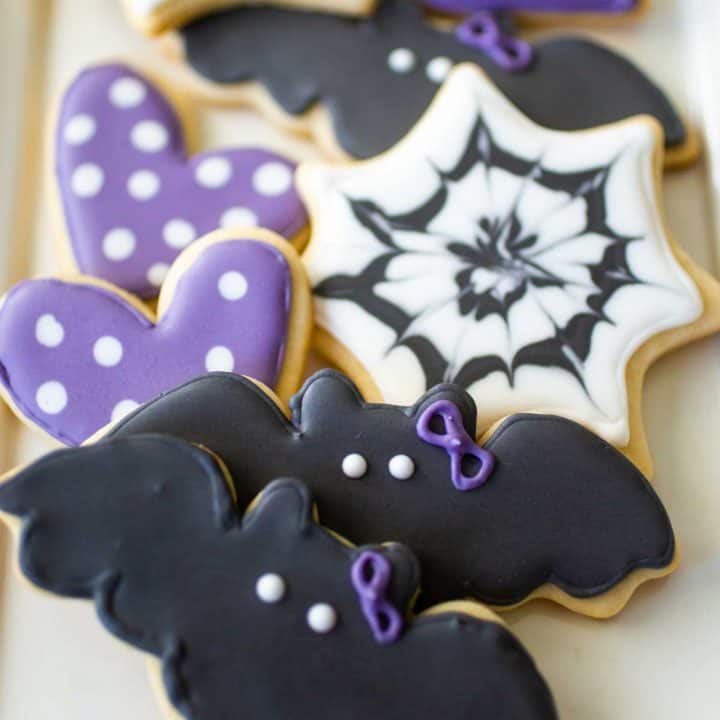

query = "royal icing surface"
[
  {"left": 180, "top": 0, "right": 687, "bottom": 160},
  {"left": 0, "top": 443, "right": 558, "bottom": 720},
  {"left": 56, "top": 63, "right": 306, "bottom": 298},
  {"left": 109, "top": 371, "right": 677, "bottom": 612},
  {"left": 0, "top": 239, "right": 292, "bottom": 445},
  {"left": 300, "top": 64, "right": 702, "bottom": 447},
  {"left": 425, "top": 0, "right": 640, "bottom": 12}
]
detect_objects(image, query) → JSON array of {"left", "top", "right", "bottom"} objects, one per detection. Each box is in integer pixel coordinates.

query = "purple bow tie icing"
[
  {"left": 0, "top": 239, "right": 292, "bottom": 445},
  {"left": 425, "top": 0, "right": 639, "bottom": 12},
  {"left": 350, "top": 551, "right": 404, "bottom": 645},
  {"left": 456, "top": 12, "right": 532, "bottom": 71},
  {"left": 56, "top": 63, "right": 307, "bottom": 298},
  {"left": 417, "top": 400, "right": 495, "bottom": 491}
]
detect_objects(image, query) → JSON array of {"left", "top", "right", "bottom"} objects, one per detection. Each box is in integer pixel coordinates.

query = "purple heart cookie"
[
  {"left": 56, "top": 63, "right": 308, "bottom": 298},
  {"left": 0, "top": 231, "right": 310, "bottom": 445}
]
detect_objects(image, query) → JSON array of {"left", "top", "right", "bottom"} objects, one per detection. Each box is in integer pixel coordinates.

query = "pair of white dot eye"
[
  {"left": 342, "top": 453, "right": 415, "bottom": 481},
  {"left": 255, "top": 573, "right": 338, "bottom": 634},
  {"left": 387, "top": 48, "right": 453, "bottom": 84}
]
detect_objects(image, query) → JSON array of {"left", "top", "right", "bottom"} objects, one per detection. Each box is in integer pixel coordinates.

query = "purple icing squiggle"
[
  {"left": 0, "top": 239, "right": 292, "bottom": 446},
  {"left": 455, "top": 12, "right": 533, "bottom": 71},
  {"left": 425, "top": 0, "right": 639, "bottom": 13},
  {"left": 416, "top": 400, "right": 495, "bottom": 491},
  {"left": 56, "top": 63, "right": 307, "bottom": 298},
  {"left": 350, "top": 551, "right": 404, "bottom": 645}
]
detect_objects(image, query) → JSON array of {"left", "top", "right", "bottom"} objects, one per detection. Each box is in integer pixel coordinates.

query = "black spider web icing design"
[{"left": 314, "top": 113, "right": 645, "bottom": 395}]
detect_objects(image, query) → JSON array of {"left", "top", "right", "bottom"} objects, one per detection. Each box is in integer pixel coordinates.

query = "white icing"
[
  {"left": 388, "top": 48, "right": 417, "bottom": 74},
  {"left": 131, "top": 0, "right": 168, "bottom": 18},
  {"left": 36, "top": 381, "right": 67, "bottom": 415},
  {"left": 220, "top": 207, "right": 259, "bottom": 229},
  {"left": 306, "top": 603, "right": 337, "bottom": 634},
  {"left": 35, "top": 315, "right": 64, "bottom": 348},
  {"left": 256, "top": 573, "right": 286, "bottom": 603},
  {"left": 300, "top": 65, "right": 703, "bottom": 447},
  {"left": 218, "top": 271, "right": 248, "bottom": 301},
  {"left": 111, "top": 399, "right": 140, "bottom": 422},
  {"left": 426, "top": 57, "right": 453, "bottom": 84},
  {"left": 64, "top": 114, "right": 96, "bottom": 145},
  {"left": 131, "top": 120, "right": 169, "bottom": 153},
  {"left": 196, "top": 156, "right": 233, "bottom": 189},
  {"left": 388, "top": 454, "right": 415, "bottom": 480},
  {"left": 342, "top": 453, "right": 367, "bottom": 479},
  {"left": 127, "top": 169, "right": 161, "bottom": 200},
  {"left": 109, "top": 77, "right": 147, "bottom": 108},
  {"left": 71, "top": 163, "right": 104, "bottom": 198},
  {"left": 205, "top": 345, "right": 235, "bottom": 372},
  {"left": 103, "top": 228, "right": 137, "bottom": 261},
  {"left": 147, "top": 262, "right": 170, "bottom": 287},
  {"left": 163, "top": 219, "right": 196, "bottom": 249},
  {"left": 93, "top": 336, "right": 124, "bottom": 367},
  {"left": 253, "top": 162, "right": 293, "bottom": 197}
]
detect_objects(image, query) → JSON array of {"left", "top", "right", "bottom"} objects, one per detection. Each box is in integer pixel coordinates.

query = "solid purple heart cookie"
[
  {"left": 56, "top": 63, "right": 308, "bottom": 298},
  {"left": 0, "top": 230, "right": 311, "bottom": 445}
]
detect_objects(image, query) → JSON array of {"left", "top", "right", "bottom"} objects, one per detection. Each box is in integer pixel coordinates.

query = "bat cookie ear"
[
  {"left": 290, "top": 370, "right": 365, "bottom": 429},
  {"left": 242, "top": 478, "right": 316, "bottom": 537},
  {"left": 413, "top": 384, "right": 478, "bottom": 437}
]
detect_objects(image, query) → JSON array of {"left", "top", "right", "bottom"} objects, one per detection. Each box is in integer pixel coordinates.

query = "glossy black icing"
[
  {"left": 180, "top": 0, "right": 687, "bottom": 158},
  {"left": 0, "top": 438, "right": 557, "bottom": 720},
  {"left": 106, "top": 371, "right": 676, "bottom": 609}
]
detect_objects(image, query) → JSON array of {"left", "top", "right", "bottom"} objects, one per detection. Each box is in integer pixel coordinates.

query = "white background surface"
[{"left": 0, "top": 0, "right": 719, "bottom": 717}]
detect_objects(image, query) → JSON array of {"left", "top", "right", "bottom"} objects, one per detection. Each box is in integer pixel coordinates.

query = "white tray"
[{"left": 1, "top": 0, "right": 719, "bottom": 717}]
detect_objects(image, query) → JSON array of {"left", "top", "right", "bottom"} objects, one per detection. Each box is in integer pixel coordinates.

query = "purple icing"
[
  {"left": 350, "top": 551, "right": 404, "bottom": 645},
  {"left": 425, "top": 0, "right": 639, "bottom": 12},
  {"left": 456, "top": 12, "right": 533, "bottom": 71},
  {"left": 416, "top": 400, "right": 495, "bottom": 492},
  {"left": 56, "top": 63, "right": 307, "bottom": 298},
  {"left": 0, "top": 239, "right": 291, "bottom": 445}
]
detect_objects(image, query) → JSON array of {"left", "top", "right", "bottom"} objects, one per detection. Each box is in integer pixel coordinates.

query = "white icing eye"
[
  {"left": 388, "top": 454, "right": 415, "bottom": 480},
  {"left": 388, "top": 48, "right": 417, "bottom": 74},
  {"left": 342, "top": 453, "right": 368, "bottom": 479},
  {"left": 307, "top": 603, "right": 337, "bottom": 634},
  {"left": 426, "top": 56, "right": 453, "bottom": 84},
  {"left": 256, "top": 573, "right": 286, "bottom": 604}
]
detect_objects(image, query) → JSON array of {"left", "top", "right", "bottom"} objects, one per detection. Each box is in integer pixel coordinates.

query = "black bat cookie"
[
  {"left": 180, "top": 0, "right": 688, "bottom": 160},
  {"left": 0, "top": 437, "right": 558, "bottom": 720},
  {"left": 106, "top": 370, "right": 676, "bottom": 613}
]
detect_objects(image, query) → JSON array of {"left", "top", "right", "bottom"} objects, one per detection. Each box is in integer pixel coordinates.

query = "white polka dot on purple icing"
[
  {"left": 131, "top": 120, "right": 169, "bottom": 153},
  {"left": 147, "top": 263, "right": 169, "bottom": 286},
  {"left": 163, "top": 219, "right": 196, "bottom": 249},
  {"left": 128, "top": 169, "right": 161, "bottom": 200},
  {"left": 218, "top": 271, "right": 248, "bottom": 301},
  {"left": 64, "top": 114, "right": 96, "bottom": 145},
  {"left": 205, "top": 345, "right": 235, "bottom": 372},
  {"left": 36, "top": 381, "right": 68, "bottom": 415},
  {"left": 72, "top": 163, "right": 104, "bottom": 198},
  {"left": 103, "top": 228, "right": 136, "bottom": 261},
  {"left": 109, "top": 76, "right": 147, "bottom": 108},
  {"left": 220, "top": 207, "right": 258, "bottom": 229},
  {"left": 35, "top": 314, "right": 65, "bottom": 348},
  {"left": 196, "top": 157, "right": 233, "bottom": 188},
  {"left": 253, "top": 162, "right": 293, "bottom": 196},
  {"left": 93, "top": 336, "right": 124, "bottom": 367}
]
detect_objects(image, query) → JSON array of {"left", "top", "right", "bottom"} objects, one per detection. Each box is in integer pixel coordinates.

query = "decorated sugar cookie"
[
  {"left": 0, "top": 438, "right": 558, "bottom": 720},
  {"left": 298, "top": 63, "right": 720, "bottom": 473},
  {"left": 56, "top": 62, "right": 307, "bottom": 298},
  {"left": 108, "top": 371, "right": 677, "bottom": 617},
  {"left": 123, "top": 0, "right": 378, "bottom": 35},
  {"left": 424, "top": 0, "right": 649, "bottom": 21},
  {"left": 0, "top": 229, "right": 311, "bottom": 445},
  {"left": 175, "top": 0, "right": 694, "bottom": 167}
]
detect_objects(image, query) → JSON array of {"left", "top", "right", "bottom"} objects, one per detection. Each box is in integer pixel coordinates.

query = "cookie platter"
[{"left": 0, "top": 0, "right": 719, "bottom": 718}]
